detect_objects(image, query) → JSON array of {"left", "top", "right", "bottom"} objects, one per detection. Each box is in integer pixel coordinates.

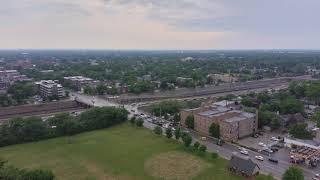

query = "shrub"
[
  {"left": 153, "top": 126, "right": 163, "bottom": 135},
  {"left": 199, "top": 145, "right": 207, "bottom": 153},
  {"left": 193, "top": 141, "right": 200, "bottom": 149},
  {"left": 135, "top": 118, "right": 144, "bottom": 127},
  {"left": 165, "top": 128, "right": 173, "bottom": 138}
]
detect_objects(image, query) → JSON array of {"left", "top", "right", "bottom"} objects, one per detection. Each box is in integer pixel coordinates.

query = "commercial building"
[
  {"left": 64, "top": 76, "right": 98, "bottom": 91},
  {"left": 0, "top": 70, "right": 31, "bottom": 90},
  {"left": 36, "top": 80, "right": 64, "bottom": 98},
  {"left": 181, "top": 101, "right": 257, "bottom": 141}
]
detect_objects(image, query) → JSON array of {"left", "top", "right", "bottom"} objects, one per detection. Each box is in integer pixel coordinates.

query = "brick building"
[
  {"left": 181, "top": 101, "right": 258, "bottom": 142},
  {"left": 64, "top": 76, "right": 98, "bottom": 91}
]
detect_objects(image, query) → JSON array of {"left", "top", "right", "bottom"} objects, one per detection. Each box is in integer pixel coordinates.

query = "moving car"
[
  {"left": 268, "top": 158, "right": 278, "bottom": 163},
  {"left": 240, "top": 150, "right": 249, "bottom": 155},
  {"left": 258, "top": 142, "right": 266, "bottom": 147},
  {"left": 255, "top": 156, "right": 264, "bottom": 161}
]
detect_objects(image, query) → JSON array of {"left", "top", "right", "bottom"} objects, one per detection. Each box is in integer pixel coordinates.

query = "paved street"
[{"left": 71, "top": 92, "right": 318, "bottom": 180}]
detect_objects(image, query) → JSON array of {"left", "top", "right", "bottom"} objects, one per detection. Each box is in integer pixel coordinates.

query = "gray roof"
[{"left": 228, "top": 155, "right": 259, "bottom": 176}]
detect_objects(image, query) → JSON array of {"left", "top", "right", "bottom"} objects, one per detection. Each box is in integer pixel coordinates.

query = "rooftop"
[{"left": 64, "top": 76, "right": 93, "bottom": 81}]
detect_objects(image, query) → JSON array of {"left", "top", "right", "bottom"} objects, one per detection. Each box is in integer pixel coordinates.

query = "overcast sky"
[{"left": 1, "top": 0, "right": 319, "bottom": 49}]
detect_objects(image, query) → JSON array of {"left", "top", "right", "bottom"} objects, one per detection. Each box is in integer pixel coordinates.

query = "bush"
[
  {"left": 153, "top": 126, "right": 163, "bottom": 135},
  {"left": 174, "top": 128, "right": 181, "bottom": 140},
  {"left": 165, "top": 128, "right": 173, "bottom": 139},
  {"left": 182, "top": 133, "right": 192, "bottom": 147},
  {"left": 199, "top": 145, "right": 207, "bottom": 153},
  {"left": 0, "top": 159, "right": 55, "bottom": 180},
  {"left": 185, "top": 115, "right": 194, "bottom": 129},
  {"left": 193, "top": 141, "right": 200, "bottom": 149},
  {"left": 129, "top": 116, "right": 136, "bottom": 125},
  {"left": 135, "top": 118, "right": 144, "bottom": 127}
]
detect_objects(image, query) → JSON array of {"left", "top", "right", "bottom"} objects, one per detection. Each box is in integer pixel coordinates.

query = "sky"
[{"left": 1, "top": 0, "right": 319, "bottom": 50}]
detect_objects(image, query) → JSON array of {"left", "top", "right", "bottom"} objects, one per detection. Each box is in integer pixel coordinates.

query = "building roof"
[
  {"left": 228, "top": 155, "right": 259, "bottom": 176},
  {"left": 198, "top": 106, "right": 230, "bottom": 117}
]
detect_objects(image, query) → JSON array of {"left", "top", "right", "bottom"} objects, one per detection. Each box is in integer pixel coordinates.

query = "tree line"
[
  {"left": 0, "top": 107, "right": 128, "bottom": 147},
  {"left": 0, "top": 159, "right": 54, "bottom": 180}
]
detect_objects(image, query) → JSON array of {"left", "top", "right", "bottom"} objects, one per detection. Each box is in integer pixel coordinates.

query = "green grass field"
[{"left": 0, "top": 124, "right": 270, "bottom": 180}]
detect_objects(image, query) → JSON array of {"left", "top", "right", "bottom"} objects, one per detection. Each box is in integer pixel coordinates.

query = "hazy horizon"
[{"left": 1, "top": 0, "right": 319, "bottom": 49}]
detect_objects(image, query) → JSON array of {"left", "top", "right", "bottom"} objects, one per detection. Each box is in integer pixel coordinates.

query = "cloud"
[{"left": 0, "top": 0, "right": 319, "bottom": 49}]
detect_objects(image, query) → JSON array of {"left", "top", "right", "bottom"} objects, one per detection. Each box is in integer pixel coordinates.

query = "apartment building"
[
  {"left": 36, "top": 80, "right": 64, "bottom": 98},
  {"left": 181, "top": 101, "right": 257, "bottom": 142}
]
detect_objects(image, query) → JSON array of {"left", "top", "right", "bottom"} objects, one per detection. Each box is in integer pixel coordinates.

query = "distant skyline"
[{"left": 1, "top": 0, "right": 319, "bottom": 50}]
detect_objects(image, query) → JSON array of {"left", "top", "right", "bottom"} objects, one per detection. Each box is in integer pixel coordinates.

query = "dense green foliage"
[
  {"left": 182, "top": 133, "right": 192, "bottom": 147},
  {"left": 209, "top": 123, "right": 220, "bottom": 138},
  {"left": 165, "top": 128, "right": 173, "bottom": 138},
  {"left": 282, "top": 166, "right": 304, "bottom": 180},
  {"left": 0, "top": 82, "right": 37, "bottom": 107},
  {"left": 0, "top": 107, "right": 128, "bottom": 147},
  {"left": 0, "top": 159, "right": 54, "bottom": 180},
  {"left": 153, "top": 126, "right": 163, "bottom": 135},
  {"left": 289, "top": 123, "right": 313, "bottom": 140},
  {"left": 185, "top": 115, "right": 195, "bottom": 129},
  {"left": 151, "top": 100, "right": 201, "bottom": 118},
  {"left": 135, "top": 118, "right": 144, "bottom": 127},
  {"left": 174, "top": 128, "right": 181, "bottom": 139}
]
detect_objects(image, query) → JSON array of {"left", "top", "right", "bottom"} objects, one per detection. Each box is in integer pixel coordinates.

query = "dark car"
[{"left": 268, "top": 158, "right": 278, "bottom": 163}]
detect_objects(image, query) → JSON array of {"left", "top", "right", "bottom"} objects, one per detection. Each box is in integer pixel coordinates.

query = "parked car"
[
  {"left": 268, "top": 158, "right": 278, "bottom": 163},
  {"left": 255, "top": 156, "right": 264, "bottom": 161}
]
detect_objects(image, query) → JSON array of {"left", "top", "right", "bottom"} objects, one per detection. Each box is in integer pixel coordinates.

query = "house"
[{"left": 228, "top": 155, "right": 260, "bottom": 177}]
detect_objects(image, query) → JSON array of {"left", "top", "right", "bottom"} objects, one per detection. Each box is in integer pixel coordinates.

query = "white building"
[{"left": 36, "top": 80, "right": 64, "bottom": 98}]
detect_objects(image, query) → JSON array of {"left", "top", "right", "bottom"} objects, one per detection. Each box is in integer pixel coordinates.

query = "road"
[{"left": 71, "top": 92, "right": 318, "bottom": 180}]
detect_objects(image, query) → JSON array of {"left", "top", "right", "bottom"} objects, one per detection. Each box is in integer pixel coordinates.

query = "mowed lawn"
[{"left": 0, "top": 124, "right": 264, "bottom": 180}]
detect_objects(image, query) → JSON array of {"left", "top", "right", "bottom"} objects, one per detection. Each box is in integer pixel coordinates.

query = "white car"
[
  {"left": 258, "top": 142, "right": 266, "bottom": 147},
  {"left": 255, "top": 156, "right": 264, "bottom": 161},
  {"left": 240, "top": 150, "right": 249, "bottom": 155}
]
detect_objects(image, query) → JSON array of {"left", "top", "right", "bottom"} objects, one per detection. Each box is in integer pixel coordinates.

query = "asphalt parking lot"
[{"left": 237, "top": 131, "right": 285, "bottom": 151}]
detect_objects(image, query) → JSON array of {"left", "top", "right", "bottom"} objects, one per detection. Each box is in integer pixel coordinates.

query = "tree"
[
  {"left": 209, "top": 123, "right": 220, "bottom": 138},
  {"left": 193, "top": 141, "right": 200, "bottom": 149},
  {"left": 270, "top": 116, "right": 280, "bottom": 130},
  {"left": 174, "top": 128, "right": 181, "bottom": 140},
  {"left": 129, "top": 116, "right": 136, "bottom": 125},
  {"left": 185, "top": 115, "right": 194, "bottom": 129},
  {"left": 241, "top": 97, "right": 254, "bottom": 107},
  {"left": 282, "top": 166, "right": 304, "bottom": 180},
  {"left": 199, "top": 145, "right": 207, "bottom": 153},
  {"left": 165, "top": 128, "right": 172, "bottom": 138},
  {"left": 173, "top": 113, "right": 180, "bottom": 123},
  {"left": 135, "top": 118, "right": 144, "bottom": 127},
  {"left": 96, "top": 84, "right": 107, "bottom": 95},
  {"left": 279, "top": 97, "right": 303, "bottom": 114},
  {"left": 289, "top": 123, "right": 313, "bottom": 140},
  {"left": 182, "top": 133, "right": 192, "bottom": 147},
  {"left": 153, "top": 126, "right": 163, "bottom": 135},
  {"left": 306, "top": 82, "right": 320, "bottom": 105},
  {"left": 83, "top": 86, "right": 96, "bottom": 95}
]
